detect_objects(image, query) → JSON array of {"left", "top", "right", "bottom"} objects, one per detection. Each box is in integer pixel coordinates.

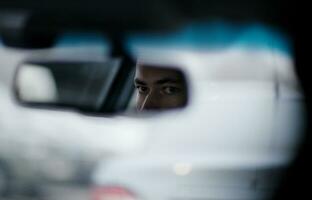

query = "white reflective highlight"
[
  {"left": 16, "top": 64, "right": 58, "bottom": 102},
  {"left": 173, "top": 163, "right": 192, "bottom": 176}
]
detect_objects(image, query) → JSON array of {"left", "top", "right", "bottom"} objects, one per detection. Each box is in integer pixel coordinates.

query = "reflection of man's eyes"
[
  {"left": 135, "top": 84, "right": 182, "bottom": 96},
  {"left": 136, "top": 85, "right": 149, "bottom": 94},
  {"left": 162, "top": 86, "right": 181, "bottom": 95}
]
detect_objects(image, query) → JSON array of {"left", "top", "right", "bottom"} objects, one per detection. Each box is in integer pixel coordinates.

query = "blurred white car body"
[
  {"left": 0, "top": 29, "right": 305, "bottom": 200},
  {"left": 91, "top": 48, "right": 305, "bottom": 200},
  {"left": 0, "top": 46, "right": 143, "bottom": 195}
]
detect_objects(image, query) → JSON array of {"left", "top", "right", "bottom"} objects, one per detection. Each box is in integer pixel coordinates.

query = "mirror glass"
[
  {"left": 15, "top": 60, "right": 188, "bottom": 113},
  {"left": 15, "top": 60, "right": 121, "bottom": 111}
]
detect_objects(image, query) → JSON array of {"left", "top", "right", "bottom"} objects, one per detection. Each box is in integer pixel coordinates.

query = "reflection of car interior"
[{"left": 16, "top": 60, "right": 122, "bottom": 110}]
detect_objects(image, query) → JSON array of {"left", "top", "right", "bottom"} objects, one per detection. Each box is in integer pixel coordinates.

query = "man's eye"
[
  {"left": 136, "top": 86, "right": 149, "bottom": 94},
  {"left": 162, "top": 86, "right": 180, "bottom": 95}
]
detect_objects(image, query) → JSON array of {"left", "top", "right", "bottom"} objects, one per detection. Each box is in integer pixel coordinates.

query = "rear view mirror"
[
  {"left": 14, "top": 59, "right": 189, "bottom": 114},
  {"left": 14, "top": 60, "right": 122, "bottom": 113}
]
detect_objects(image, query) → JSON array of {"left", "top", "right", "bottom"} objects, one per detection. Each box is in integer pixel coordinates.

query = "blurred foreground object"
[{"left": 92, "top": 23, "right": 304, "bottom": 200}]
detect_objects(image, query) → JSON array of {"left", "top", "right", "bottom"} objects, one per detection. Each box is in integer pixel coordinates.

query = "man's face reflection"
[{"left": 134, "top": 65, "right": 188, "bottom": 111}]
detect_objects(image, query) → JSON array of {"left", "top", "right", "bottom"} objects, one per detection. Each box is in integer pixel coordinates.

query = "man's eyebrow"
[
  {"left": 155, "top": 78, "right": 182, "bottom": 85},
  {"left": 134, "top": 78, "right": 147, "bottom": 85}
]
